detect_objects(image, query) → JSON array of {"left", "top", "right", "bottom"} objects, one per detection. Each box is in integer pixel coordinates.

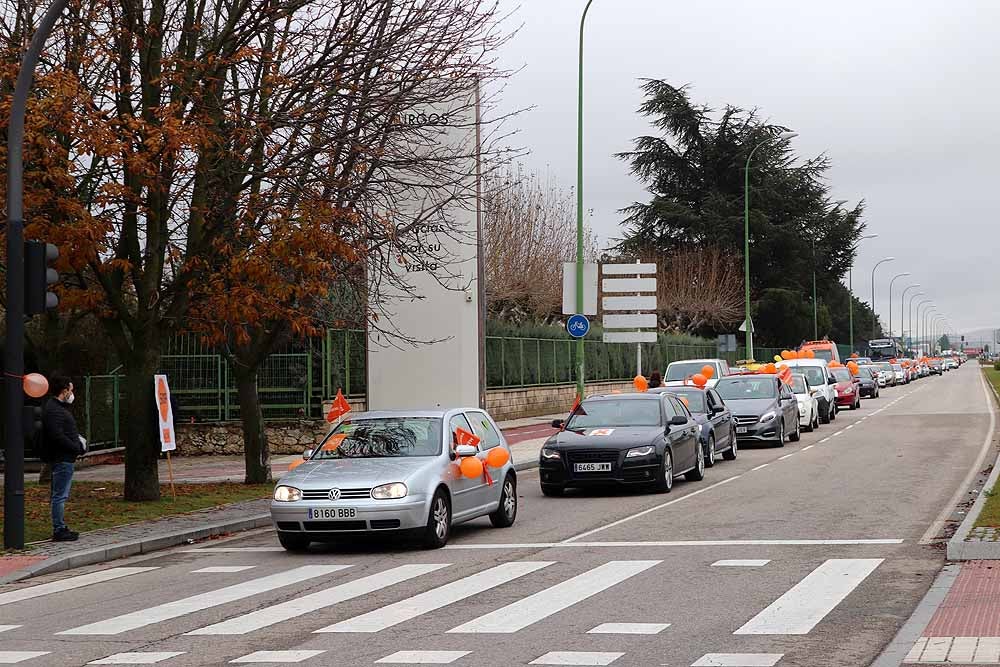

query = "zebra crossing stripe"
[
  {"left": 447, "top": 560, "right": 660, "bottom": 634},
  {"left": 317, "top": 561, "right": 554, "bottom": 633},
  {"left": 0, "top": 653, "right": 50, "bottom": 664},
  {"left": 734, "top": 558, "right": 883, "bottom": 635},
  {"left": 188, "top": 563, "right": 448, "bottom": 635},
  {"left": 0, "top": 567, "right": 158, "bottom": 607},
  {"left": 57, "top": 565, "right": 348, "bottom": 635},
  {"left": 89, "top": 652, "right": 185, "bottom": 664}
]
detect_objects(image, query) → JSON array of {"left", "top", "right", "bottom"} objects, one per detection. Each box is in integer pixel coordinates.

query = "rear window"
[
  {"left": 806, "top": 348, "right": 834, "bottom": 361},
  {"left": 665, "top": 361, "right": 715, "bottom": 381},
  {"left": 666, "top": 390, "right": 706, "bottom": 413},
  {"left": 797, "top": 366, "right": 826, "bottom": 387}
]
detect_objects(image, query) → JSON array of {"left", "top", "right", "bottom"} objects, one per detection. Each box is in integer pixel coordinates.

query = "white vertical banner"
[
  {"left": 154, "top": 374, "right": 176, "bottom": 453},
  {"left": 367, "top": 81, "right": 483, "bottom": 410}
]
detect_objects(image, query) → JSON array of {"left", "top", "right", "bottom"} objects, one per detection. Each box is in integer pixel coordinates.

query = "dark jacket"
[{"left": 42, "top": 398, "right": 84, "bottom": 464}]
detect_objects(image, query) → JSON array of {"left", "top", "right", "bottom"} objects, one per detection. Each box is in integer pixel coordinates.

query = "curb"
[
  {"left": 2, "top": 459, "right": 542, "bottom": 585},
  {"left": 0, "top": 514, "right": 272, "bottom": 586},
  {"left": 946, "top": 370, "right": 1000, "bottom": 560}
]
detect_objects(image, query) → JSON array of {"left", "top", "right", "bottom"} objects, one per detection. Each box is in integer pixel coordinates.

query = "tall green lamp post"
[
  {"left": 574, "top": 0, "right": 595, "bottom": 398},
  {"left": 887, "top": 272, "right": 911, "bottom": 338},
  {"left": 869, "top": 256, "right": 895, "bottom": 341},
  {"left": 744, "top": 130, "right": 797, "bottom": 360},
  {"left": 899, "top": 283, "right": 921, "bottom": 348},
  {"left": 907, "top": 291, "right": 925, "bottom": 351}
]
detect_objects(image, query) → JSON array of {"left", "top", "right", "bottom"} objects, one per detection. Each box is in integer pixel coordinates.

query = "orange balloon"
[
  {"left": 804, "top": 349, "right": 816, "bottom": 358},
  {"left": 23, "top": 373, "right": 48, "bottom": 398},
  {"left": 288, "top": 458, "right": 306, "bottom": 472},
  {"left": 486, "top": 447, "right": 511, "bottom": 468},
  {"left": 780, "top": 350, "right": 793, "bottom": 360},
  {"left": 701, "top": 365, "right": 715, "bottom": 379},
  {"left": 787, "top": 350, "right": 799, "bottom": 359},
  {"left": 764, "top": 363, "right": 777, "bottom": 374},
  {"left": 850, "top": 352, "right": 859, "bottom": 358},
  {"left": 633, "top": 375, "right": 649, "bottom": 392},
  {"left": 691, "top": 373, "right": 708, "bottom": 388},
  {"left": 460, "top": 456, "right": 484, "bottom": 479}
]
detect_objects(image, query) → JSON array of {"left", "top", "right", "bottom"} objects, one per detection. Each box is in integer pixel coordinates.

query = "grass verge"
[
  {"left": 976, "top": 366, "right": 1000, "bottom": 527},
  {"left": 0, "top": 481, "right": 272, "bottom": 545}
]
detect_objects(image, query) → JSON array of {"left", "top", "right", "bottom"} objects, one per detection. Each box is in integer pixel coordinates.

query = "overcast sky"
[{"left": 492, "top": 0, "right": 999, "bottom": 339}]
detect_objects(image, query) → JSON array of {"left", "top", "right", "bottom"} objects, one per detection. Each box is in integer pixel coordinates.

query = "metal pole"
[
  {"left": 907, "top": 292, "right": 924, "bottom": 351},
  {"left": 848, "top": 266, "right": 853, "bottom": 351},
  {"left": 4, "top": 0, "right": 70, "bottom": 550},
  {"left": 575, "top": 0, "right": 595, "bottom": 400},
  {"left": 900, "top": 285, "right": 920, "bottom": 349},
  {"left": 887, "top": 273, "right": 910, "bottom": 338},
  {"left": 870, "top": 258, "right": 894, "bottom": 343},
  {"left": 744, "top": 144, "right": 764, "bottom": 360},
  {"left": 812, "top": 237, "right": 818, "bottom": 339}
]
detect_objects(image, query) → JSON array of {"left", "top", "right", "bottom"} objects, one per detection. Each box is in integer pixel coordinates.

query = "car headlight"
[
  {"left": 626, "top": 446, "right": 655, "bottom": 458},
  {"left": 273, "top": 485, "right": 302, "bottom": 502},
  {"left": 759, "top": 411, "right": 776, "bottom": 423},
  {"left": 541, "top": 448, "right": 561, "bottom": 461},
  {"left": 371, "top": 482, "right": 407, "bottom": 500}
]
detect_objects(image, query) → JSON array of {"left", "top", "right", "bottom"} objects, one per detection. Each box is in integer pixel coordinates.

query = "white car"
[
  {"left": 790, "top": 373, "right": 819, "bottom": 432},
  {"left": 776, "top": 359, "right": 837, "bottom": 424},
  {"left": 663, "top": 358, "right": 731, "bottom": 387}
]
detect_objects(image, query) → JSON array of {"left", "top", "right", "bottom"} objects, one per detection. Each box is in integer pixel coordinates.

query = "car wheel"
[
  {"left": 704, "top": 434, "right": 716, "bottom": 468},
  {"left": 653, "top": 449, "right": 673, "bottom": 493},
  {"left": 686, "top": 443, "right": 705, "bottom": 482},
  {"left": 819, "top": 401, "right": 831, "bottom": 424},
  {"left": 489, "top": 474, "right": 517, "bottom": 528},
  {"left": 830, "top": 404, "right": 837, "bottom": 421},
  {"left": 775, "top": 420, "right": 785, "bottom": 447},
  {"left": 277, "top": 532, "right": 310, "bottom": 552},
  {"left": 541, "top": 484, "right": 564, "bottom": 497},
  {"left": 812, "top": 412, "right": 820, "bottom": 431},
  {"left": 789, "top": 418, "right": 801, "bottom": 442},
  {"left": 803, "top": 414, "right": 813, "bottom": 433},
  {"left": 421, "top": 489, "right": 451, "bottom": 549},
  {"left": 723, "top": 430, "right": 738, "bottom": 460}
]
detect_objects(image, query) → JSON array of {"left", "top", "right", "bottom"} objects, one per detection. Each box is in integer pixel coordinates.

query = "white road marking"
[
  {"left": 0, "top": 626, "right": 19, "bottom": 633},
  {"left": 919, "top": 637, "right": 951, "bottom": 661},
  {"left": 734, "top": 558, "right": 883, "bottom": 635},
  {"left": 587, "top": 622, "right": 669, "bottom": 634},
  {"left": 59, "top": 565, "right": 347, "bottom": 635},
  {"left": 0, "top": 653, "right": 50, "bottom": 664},
  {"left": 691, "top": 655, "right": 783, "bottom": 666},
  {"left": 846, "top": 424, "right": 855, "bottom": 429},
  {"left": 974, "top": 636, "right": 1000, "bottom": 662},
  {"left": 777, "top": 453, "right": 795, "bottom": 460},
  {"left": 948, "top": 637, "right": 977, "bottom": 662},
  {"left": 801, "top": 445, "right": 814, "bottom": 451},
  {"left": 448, "top": 560, "right": 659, "bottom": 634},
  {"left": 231, "top": 651, "right": 325, "bottom": 663},
  {"left": 904, "top": 637, "right": 927, "bottom": 662},
  {"left": 712, "top": 560, "right": 770, "bottom": 567},
  {"left": 89, "top": 653, "right": 185, "bottom": 664},
  {"left": 317, "top": 562, "right": 553, "bottom": 633},
  {"left": 444, "top": 539, "right": 903, "bottom": 550},
  {"left": 530, "top": 652, "right": 623, "bottom": 666},
  {"left": 375, "top": 652, "right": 471, "bottom": 664},
  {"left": 750, "top": 464, "right": 769, "bottom": 471},
  {"left": 0, "top": 567, "right": 158, "bottom": 607},
  {"left": 190, "top": 563, "right": 446, "bottom": 635},
  {"left": 192, "top": 566, "right": 256, "bottom": 573},
  {"left": 561, "top": 477, "right": 741, "bottom": 542}
]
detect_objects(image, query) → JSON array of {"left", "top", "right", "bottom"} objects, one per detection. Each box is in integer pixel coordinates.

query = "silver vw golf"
[{"left": 270, "top": 409, "right": 517, "bottom": 550}]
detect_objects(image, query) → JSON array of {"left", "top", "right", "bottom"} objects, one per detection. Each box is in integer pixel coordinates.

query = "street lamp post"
[
  {"left": 907, "top": 291, "right": 925, "bottom": 350},
  {"left": 870, "top": 257, "right": 895, "bottom": 343},
  {"left": 848, "top": 234, "right": 878, "bottom": 352},
  {"left": 744, "top": 130, "right": 797, "bottom": 360},
  {"left": 900, "top": 284, "right": 921, "bottom": 347},
  {"left": 924, "top": 308, "right": 937, "bottom": 353},
  {"left": 915, "top": 299, "right": 932, "bottom": 354},
  {"left": 574, "top": 0, "right": 595, "bottom": 399},
  {"left": 887, "top": 272, "right": 911, "bottom": 337}
]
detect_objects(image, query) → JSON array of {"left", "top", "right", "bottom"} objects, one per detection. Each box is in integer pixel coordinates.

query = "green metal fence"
[{"left": 78, "top": 331, "right": 786, "bottom": 451}]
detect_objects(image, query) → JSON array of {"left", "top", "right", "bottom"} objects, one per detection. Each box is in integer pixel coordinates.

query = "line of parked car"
[{"left": 268, "top": 346, "right": 962, "bottom": 550}]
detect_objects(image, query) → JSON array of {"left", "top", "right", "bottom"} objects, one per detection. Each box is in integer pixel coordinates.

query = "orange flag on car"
[
  {"left": 454, "top": 427, "right": 481, "bottom": 448},
  {"left": 326, "top": 389, "right": 351, "bottom": 422}
]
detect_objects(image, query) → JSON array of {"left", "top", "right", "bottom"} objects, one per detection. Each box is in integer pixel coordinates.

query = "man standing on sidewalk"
[{"left": 42, "top": 376, "right": 85, "bottom": 542}]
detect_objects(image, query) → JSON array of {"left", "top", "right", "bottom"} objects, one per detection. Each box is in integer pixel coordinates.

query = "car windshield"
[
  {"left": 878, "top": 363, "right": 894, "bottom": 372},
  {"left": 311, "top": 417, "right": 442, "bottom": 459},
  {"left": 567, "top": 399, "right": 662, "bottom": 429},
  {"left": 790, "top": 375, "right": 809, "bottom": 394},
  {"left": 665, "top": 362, "right": 714, "bottom": 381},
  {"left": 716, "top": 378, "right": 777, "bottom": 399},
  {"left": 796, "top": 366, "right": 826, "bottom": 387},
  {"left": 806, "top": 348, "right": 834, "bottom": 361},
  {"left": 831, "top": 368, "right": 852, "bottom": 382},
  {"left": 892, "top": 365, "right": 903, "bottom": 372},
  {"left": 666, "top": 390, "right": 706, "bottom": 413}
]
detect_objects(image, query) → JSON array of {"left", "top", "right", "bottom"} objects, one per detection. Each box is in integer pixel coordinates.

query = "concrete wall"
[{"left": 174, "top": 382, "right": 632, "bottom": 456}]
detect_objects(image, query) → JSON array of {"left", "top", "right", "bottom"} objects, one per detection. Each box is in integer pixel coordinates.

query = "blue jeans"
[{"left": 50, "top": 462, "right": 74, "bottom": 533}]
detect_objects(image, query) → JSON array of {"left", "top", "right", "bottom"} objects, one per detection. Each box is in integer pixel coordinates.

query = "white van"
[{"left": 776, "top": 359, "right": 838, "bottom": 424}]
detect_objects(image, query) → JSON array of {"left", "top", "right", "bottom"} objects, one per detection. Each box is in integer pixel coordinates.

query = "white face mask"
[{"left": 65, "top": 393, "right": 75, "bottom": 405}]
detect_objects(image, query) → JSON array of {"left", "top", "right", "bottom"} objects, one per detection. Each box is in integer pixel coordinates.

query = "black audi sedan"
[
  {"left": 714, "top": 374, "right": 800, "bottom": 446},
  {"left": 540, "top": 393, "right": 703, "bottom": 496},
  {"left": 649, "top": 386, "right": 738, "bottom": 467}
]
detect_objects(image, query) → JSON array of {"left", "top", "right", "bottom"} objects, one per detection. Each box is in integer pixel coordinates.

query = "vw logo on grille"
[{"left": 328, "top": 488, "right": 342, "bottom": 501}]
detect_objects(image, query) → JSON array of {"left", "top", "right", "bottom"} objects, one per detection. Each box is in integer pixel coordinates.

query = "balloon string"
[{"left": 4, "top": 372, "right": 25, "bottom": 379}]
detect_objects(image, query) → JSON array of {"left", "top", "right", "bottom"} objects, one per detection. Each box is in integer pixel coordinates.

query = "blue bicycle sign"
[{"left": 566, "top": 314, "right": 590, "bottom": 339}]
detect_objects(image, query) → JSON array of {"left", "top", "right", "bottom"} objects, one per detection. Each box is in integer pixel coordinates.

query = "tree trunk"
[
  {"left": 234, "top": 366, "right": 272, "bottom": 484},
  {"left": 123, "top": 347, "right": 162, "bottom": 501}
]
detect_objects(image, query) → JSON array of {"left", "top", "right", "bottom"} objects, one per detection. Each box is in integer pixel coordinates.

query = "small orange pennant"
[
  {"left": 326, "top": 389, "right": 351, "bottom": 422},
  {"left": 455, "top": 428, "right": 481, "bottom": 448}
]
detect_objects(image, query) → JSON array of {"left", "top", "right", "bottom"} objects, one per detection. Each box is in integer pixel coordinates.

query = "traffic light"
[{"left": 24, "top": 240, "right": 59, "bottom": 315}]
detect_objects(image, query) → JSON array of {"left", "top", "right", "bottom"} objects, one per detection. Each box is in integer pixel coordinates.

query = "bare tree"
[{"left": 483, "top": 163, "right": 598, "bottom": 323}]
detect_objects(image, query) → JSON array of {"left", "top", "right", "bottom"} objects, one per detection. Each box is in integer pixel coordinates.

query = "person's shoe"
[{"left": 53, "top": 528, "right": 79, "bottom": 542}]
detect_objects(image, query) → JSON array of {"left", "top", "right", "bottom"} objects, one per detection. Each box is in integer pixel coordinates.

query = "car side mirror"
[
  {"left": 711, "top": 405, "right": 725, "bottom": 414},
  {"left": 455, "top": 445, "right": 478, "bottom": 458},
  {"left": 669, "top": 415, "right": 688, "bottom": 426},
  {"left": 828, "top": 377, "right": 837, "bottom": 385},
  {"left": 551, "top": 419, "right": 564, "bottom": 429},
  {"left": 302, "top": 449, "right": 314, "bottom": 460}
]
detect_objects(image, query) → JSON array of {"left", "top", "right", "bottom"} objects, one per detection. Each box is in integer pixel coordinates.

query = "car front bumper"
[
  {"left": 735, "top": 419, "right": 783, "bottom": 442},
  {"left": 270, "top": 495, "right": 430, "bottom": 536},
  {"left": 835, "top": 393, "right": 857, "bottom": 407},
  {"left": 539, "top": 451, "right": 660, "bottom": 488}
]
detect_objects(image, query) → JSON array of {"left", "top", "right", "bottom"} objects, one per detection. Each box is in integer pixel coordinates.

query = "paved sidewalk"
[{"left": 1, "top": 416, "right": 553, "bottom": 584}]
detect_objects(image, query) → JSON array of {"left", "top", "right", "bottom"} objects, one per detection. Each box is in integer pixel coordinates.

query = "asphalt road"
[{"left": 1, "top": 363, "right": 992, "bottom": 667}]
